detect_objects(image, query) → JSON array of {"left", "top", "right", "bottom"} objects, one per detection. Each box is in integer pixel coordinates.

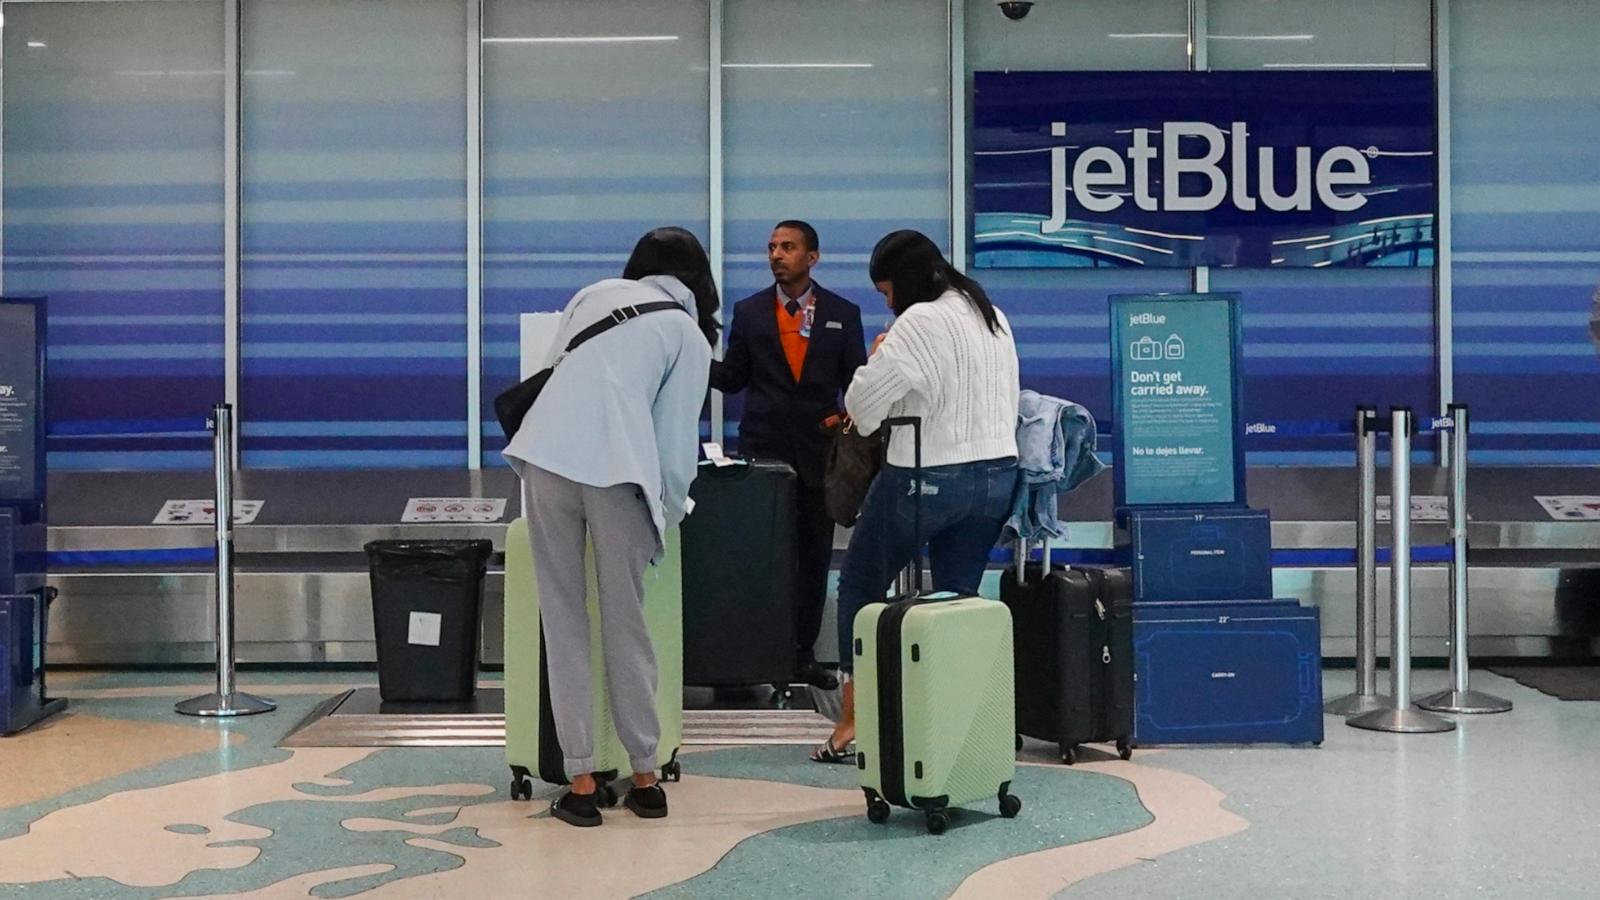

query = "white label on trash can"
[{"left": 408, "top": 611, "right": 443, "bottom": 647}]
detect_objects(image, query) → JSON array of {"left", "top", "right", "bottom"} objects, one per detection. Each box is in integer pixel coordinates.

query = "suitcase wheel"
[
  {"left": 509, "top": 767, "right": 534, "bottom": 802},
  {"left": 662, "top": 759, "right": 683, "bottom": 783},
  {"left": 925, "top": 810, "right": 951, "bottom": 835},
  {"left": 1117, "top": 739, "right": 1133, "bottom": 761},
  {"left": 1015, "top": 733, "right": 1023, "bottom": 753},
  {"left": 999, "top": 793, "right": 1023, "bottom": 819},
  {"left": 867, "top": 797, "right": 891, "bottom": 825},
  {"left": 1061, "top": 745, "right": 1078, "bottom": 766},
  {"left": 597, "top": 782, "right": 621, "bottom": 809}
]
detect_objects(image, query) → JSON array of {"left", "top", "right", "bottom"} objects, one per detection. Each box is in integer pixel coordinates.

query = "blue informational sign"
[
  {"left": 0, "top": 298, "right": 47, "bottom": 514},
  {"left": 973, "top": 71, "right": 1435, "bottom": 269},
  {"left": 1111, "top": 293, "right": 1246, "bottom": 510}
]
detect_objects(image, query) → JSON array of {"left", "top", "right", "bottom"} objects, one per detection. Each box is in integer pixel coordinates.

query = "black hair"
[
  {"left": 868, "top": 230, "right": 1003, "bottom": 334},
  {"left": 773, "top": 220, "right": 820, "bottom": 253},
  {"left": 623, "top": 226, "right": 720, "bottom": 344}
]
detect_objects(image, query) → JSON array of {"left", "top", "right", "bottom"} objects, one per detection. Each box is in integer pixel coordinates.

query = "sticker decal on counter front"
[
  {"left": 407, "top": 611, "right": 443, "bottom": 647},
  {"left": 1535, "top": 496, "right": 1600, "bottom": 521},
  {"left": 153, "top": 500, "right": 264, "bottom": 525},
  {"left": 1376, "top": 496, "right": 1451, "bottom": 523},
  {"left": 402, "top": 497, "right": 506, "bottom": 524}
]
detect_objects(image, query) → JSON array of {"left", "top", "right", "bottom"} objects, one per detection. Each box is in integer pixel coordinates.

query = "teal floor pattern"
[
  {"left": 0, "top": 693, "right": 516, "bottom": 898},
  {"left": 2, "top": 692, "right": 1153, "bottom": 898},
  {"left": 645, "top": 747, "right": 1154, "bottom": 900},
  {"left": 1, "top": 693, "right": 311, "bottom": 843}
]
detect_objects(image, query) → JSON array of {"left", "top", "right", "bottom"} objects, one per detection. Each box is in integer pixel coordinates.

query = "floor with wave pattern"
[{"left": 2, "top": 668, "right": 1592, "bottom": 898}]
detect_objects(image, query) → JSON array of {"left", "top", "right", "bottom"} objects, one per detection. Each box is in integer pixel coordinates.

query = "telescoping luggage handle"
[
  {"left": 882, "top": 416, "right": 924, "bottom": 595},
  {"left": 1015, "top": 535, "right": 1053, "bottom": 587}
]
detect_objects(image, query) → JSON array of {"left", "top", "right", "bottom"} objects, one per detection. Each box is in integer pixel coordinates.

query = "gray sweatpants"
[{"left": 518, "top": 462, "right": 660, "bottom": 778}]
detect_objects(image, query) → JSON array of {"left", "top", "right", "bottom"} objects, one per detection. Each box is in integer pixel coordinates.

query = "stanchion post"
[
  {"left": 1349, "top": 407, "right": 1455, "bottom": 734},
  {"left": 1327, "top": 406, "right": 1385, "bottom": 717},
  {"left": 177, "top": 404, "right": 276, "bottom": 718},
  {"left": 1418, "top": 404, "right": 1512, "bottom": 715}
]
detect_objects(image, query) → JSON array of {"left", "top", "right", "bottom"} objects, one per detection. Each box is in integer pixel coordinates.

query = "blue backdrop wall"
[{"left": 3, "top": 0, "right": 1594, "bottom": 470}]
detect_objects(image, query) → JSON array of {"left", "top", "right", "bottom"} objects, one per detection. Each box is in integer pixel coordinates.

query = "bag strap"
[{"left": 556, "top": 300, "right": 687, "bottom": 364}]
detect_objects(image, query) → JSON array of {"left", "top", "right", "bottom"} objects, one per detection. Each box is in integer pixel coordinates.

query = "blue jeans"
[{"left": 835, "top": 457, "right": 1019, "bottom": 674}]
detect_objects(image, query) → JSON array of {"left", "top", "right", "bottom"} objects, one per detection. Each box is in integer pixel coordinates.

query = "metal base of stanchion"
[
  {"left": 175, "top": 692, "right": 277, "bottom": 718},
  {"left": 1416, "top": 689, "right": 1512, "bottom": 715},
  {"left": 1324, "top": 692, "right": 1387, "bottom": 717},
  {"left": 1347, "top": 705, "right": 1456, "bottom": 733}
]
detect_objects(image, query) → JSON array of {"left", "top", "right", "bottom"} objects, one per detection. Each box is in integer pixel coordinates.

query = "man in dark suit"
[{"left": 711, "top": 220, "right": 867, "bottom": 688}]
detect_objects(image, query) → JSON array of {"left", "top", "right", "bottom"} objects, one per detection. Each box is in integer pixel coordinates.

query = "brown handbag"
[{"left": 823, "top": 416, "right": 886, "bottom": 527}]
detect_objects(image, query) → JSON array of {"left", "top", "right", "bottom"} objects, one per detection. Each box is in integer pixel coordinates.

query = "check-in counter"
[{"left": 44, "top": 465, "right": 1600, "bottom": 664}]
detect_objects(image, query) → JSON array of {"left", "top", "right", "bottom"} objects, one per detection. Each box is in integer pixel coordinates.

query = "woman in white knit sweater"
[{"left": 812, "top": 230, "right": 1020, "bottom": 763}]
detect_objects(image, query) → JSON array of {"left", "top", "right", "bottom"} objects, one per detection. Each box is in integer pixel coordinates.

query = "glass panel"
[
  {"left": 722, "top": 0, "right": 949, "bottom": 444},
  {"left": 4, "top": 1, "right": 224, "bottom": 471},
  {"left": 481, "top": 0, "right": 711, "bottom": 466},
  {"left": 1212, "top": 268, "right": 1435, "bottom": 464},
  {"left": 966, "top": 0, "right": 1191, "bottom": 441},
  {"left": 1452, "top": 0, "right": 1600, "bottom": 464},
  {"left": 241, "top": 0, "right": 469, "bottom": 468},
  {"left": 1207, "top": 0, "right": 1430, "bottom": 70},
  {"left": 966, "top": 0, "right": 1190, "bottom": 71},
  {"left": 1207, "top": 1, "right": 1435, "bottom": 462}
]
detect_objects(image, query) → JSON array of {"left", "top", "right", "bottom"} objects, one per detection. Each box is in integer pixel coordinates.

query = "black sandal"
[
  {"left": 550, "top": 789, "right": 602, "bottom": 828},
  {"left": 810, "top": 737, "right": 856, "bottom": 765}
]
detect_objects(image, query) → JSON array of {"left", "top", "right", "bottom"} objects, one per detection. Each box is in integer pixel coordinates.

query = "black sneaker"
[
  {"left": 623, "top": 783, "right": 669, "bottom": 820},
  {"left": 550, "top": 789, "right": 602, "bottom": 828}
]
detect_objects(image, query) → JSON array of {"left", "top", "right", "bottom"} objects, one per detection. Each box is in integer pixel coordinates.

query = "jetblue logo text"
[{"left": 1045, "top": 120, "right": 1372, "bottom": 231}]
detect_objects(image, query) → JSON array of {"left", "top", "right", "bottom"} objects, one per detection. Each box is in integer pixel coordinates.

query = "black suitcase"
[
  {"left": 1000, "top": 541, "right": 1135, "bottom": 764},
  {"left": 680, "top": 458, "right": 798, "bottom": 687}
]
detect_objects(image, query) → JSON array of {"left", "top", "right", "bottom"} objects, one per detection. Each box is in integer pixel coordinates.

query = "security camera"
[{"left": 996, "top": 0, "right": 1035, "bottom": 20}]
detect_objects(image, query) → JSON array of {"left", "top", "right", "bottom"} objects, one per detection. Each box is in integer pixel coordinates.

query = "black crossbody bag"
[{"left": 493, "top": 300, "right": 687, "bottom": 441}]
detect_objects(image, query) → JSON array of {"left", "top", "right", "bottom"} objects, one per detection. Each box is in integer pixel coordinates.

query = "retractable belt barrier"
[
  {"left": 1335, "top": 405, "right": 1510, "bottom": 733},
  {"left": 47, "top": 417, "right": 212, "bottom": 438},
  {"left": 44, "top": 418, "right": 218, "bottom": 567},
  {"left": 171, "top": 405, "right": 277, "bottom": 718},
  {"left": 47, "top": 407, "right": 277, "bottom": 719},
  {"left": 1091, "top": 415, "right": 1457, "bottom": 443}
]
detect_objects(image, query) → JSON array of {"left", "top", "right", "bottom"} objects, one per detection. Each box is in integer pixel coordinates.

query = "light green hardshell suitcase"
[
  {"left": 504, "top": 517, "right": 684, "bottom": 802},
  {"left": 854, "top": 593, "right": 1020, "bottom": 834}
]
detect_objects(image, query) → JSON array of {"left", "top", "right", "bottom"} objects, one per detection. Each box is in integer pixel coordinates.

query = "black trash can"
[{"left": 365, "top": 539, "right": 495, "bottom": 702}]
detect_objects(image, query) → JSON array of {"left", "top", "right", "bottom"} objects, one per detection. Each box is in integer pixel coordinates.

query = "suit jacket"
[{"left": 710, "top": 283, "right": 868, "bottom": 485}]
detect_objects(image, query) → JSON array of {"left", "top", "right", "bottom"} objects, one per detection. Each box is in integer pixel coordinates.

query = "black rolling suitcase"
[
  {"left": 680, "top": 458, "right": 798, "bottom": 687},
  {"left": 1000, "top": 539, "right": 1135, "bottom": 764}
]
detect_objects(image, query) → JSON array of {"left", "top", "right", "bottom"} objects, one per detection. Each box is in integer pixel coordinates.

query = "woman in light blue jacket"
[{"left": 504, "top": 227, "right": 718, "bottom": 827}]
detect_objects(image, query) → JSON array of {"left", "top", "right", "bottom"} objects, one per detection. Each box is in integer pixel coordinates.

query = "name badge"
[{"left": 825, "top": 320, "right": 843, "bottom": 330}]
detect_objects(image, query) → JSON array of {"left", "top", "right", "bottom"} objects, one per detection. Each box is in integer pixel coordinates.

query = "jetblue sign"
[
  {"left": 974, "top": 71, "right": 1435, "bottom": 269},
  {"left": 1045, "top": 122, "right": 1375, "bottom": 220}
]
